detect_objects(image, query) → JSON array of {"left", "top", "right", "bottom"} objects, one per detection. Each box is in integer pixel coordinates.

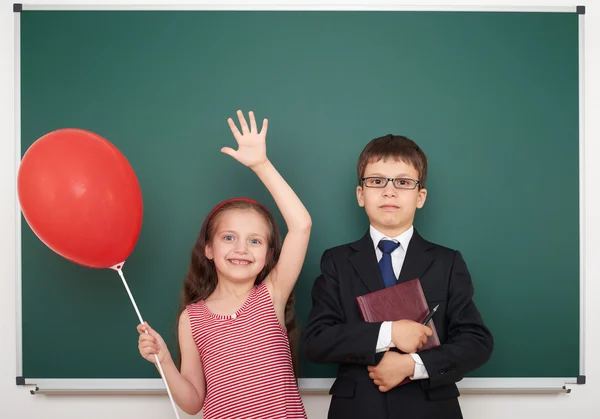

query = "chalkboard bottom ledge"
[{"left": 19, "top": 377, "right": 579, "bottom": 395}]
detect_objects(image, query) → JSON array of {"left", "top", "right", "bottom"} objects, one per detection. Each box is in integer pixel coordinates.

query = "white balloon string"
[{"left": 113, "top": 265, "right": 181, "bottom": 419}]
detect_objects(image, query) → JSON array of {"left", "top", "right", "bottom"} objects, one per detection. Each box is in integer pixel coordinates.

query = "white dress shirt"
[{"left": 370, "top": 225, "right": 429, "bottom": 380}]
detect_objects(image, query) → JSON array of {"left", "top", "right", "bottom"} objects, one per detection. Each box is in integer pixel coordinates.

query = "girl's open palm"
[{"left": 222, "top": 110, "right": 268, "bottom": 168}]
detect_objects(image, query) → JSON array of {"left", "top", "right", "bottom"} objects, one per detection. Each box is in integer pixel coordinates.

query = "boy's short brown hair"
[{"left": 356, "top": 134, "right": 428, "bottom": 188}]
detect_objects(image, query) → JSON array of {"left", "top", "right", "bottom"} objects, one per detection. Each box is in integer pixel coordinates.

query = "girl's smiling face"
[{"left": 205, "top": 209, "right": 270, "bottom": 283}]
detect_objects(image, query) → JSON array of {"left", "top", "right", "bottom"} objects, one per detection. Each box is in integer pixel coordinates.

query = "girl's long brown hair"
[{"left": 176, "top": 199, "right": 299, "bottom": 377}]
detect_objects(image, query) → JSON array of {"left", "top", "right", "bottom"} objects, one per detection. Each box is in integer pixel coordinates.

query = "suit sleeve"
[
  {"left": 303, "top": 249, "right": 383, "bottom": 365},
  {"left": 418, "top": 250, "right": 494, "bottom": 389}
]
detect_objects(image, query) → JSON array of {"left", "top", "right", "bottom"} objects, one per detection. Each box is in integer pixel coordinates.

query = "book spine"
[
  {"left": 355, "top": 297, "right": 372, "bottom": 322},
  {"left": 416, "top": 282, "right": 428, "bottom": 323}
]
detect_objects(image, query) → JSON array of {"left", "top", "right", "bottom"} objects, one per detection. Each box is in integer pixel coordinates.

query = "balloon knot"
[{"left": 109, "top": 262, "right": 125, "bottom": 272}]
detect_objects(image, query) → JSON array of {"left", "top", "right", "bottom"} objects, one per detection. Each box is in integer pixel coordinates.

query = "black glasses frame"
[{"left": 361, "top": 177, "right": 420, "bottom": 190}]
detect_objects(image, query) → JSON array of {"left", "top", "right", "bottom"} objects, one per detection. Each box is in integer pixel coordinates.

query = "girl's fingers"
[
  {"left": 141, "top": 347, "right": 157, "bottom": 356},
  {"left": 260, "top": 118, "right": 268, "bottom": 136},
  {"left": 141, "top": 322, "right": 162, "bottom": 341},
  {"left": 228, "top": 118, "right": 242, "bottom": 140},
  {"left": 139, "top": 340, "right": 159, "bottom": 350},
  {"left": 139, "top": 340, "right": 159, "bottom": 353},
  {"left": 249, "top": 111, "right": 257, "bottom": 132},
  {"left": 237, "top": 110, "right": 249, "bottom": 134},
  {"left": 137, "top": 321, "right": 153, "bottom": 334},
  {"left": 137, "top": 322, "right": 164, "bottom": 364},
  {"left": 138, "top": 334, "right": 157, "bottom": 344}
]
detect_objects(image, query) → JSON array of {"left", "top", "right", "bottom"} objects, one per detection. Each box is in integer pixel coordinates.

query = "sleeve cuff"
[
  {"left": 375, "top": 321, "right": 395, "bottom": 353},
  {"left": 409, "top": 353, "right": 429, "bottom": 380}
]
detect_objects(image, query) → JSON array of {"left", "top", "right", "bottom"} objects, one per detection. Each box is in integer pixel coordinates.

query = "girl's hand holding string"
[{"left": 137, "top": 321, "right": 173, "bottom": 365}]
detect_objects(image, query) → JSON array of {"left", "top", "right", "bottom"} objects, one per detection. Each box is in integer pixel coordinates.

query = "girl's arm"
[
  {"left": 222, "top": 110, "right": 312, "bottom": 305},
  {"left": 138, "top": 311, "right": 206, "bottom": 415},
  {"left": 252, "top": 159, "right": 311, "bottom": 301}
]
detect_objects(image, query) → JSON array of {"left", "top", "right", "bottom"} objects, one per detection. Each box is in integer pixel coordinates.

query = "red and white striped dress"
[{"left": 186, "top": 281, "right": 307, "bottom": 419}]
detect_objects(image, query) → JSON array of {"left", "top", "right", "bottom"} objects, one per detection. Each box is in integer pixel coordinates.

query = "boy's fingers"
[{"left": 424, "top": 326, "right": 433, "bottom": 336}]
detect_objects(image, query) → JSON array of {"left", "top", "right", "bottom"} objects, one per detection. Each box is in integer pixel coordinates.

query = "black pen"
[{"left": 422, "top": 304, "right": 439, "bottom": 325}]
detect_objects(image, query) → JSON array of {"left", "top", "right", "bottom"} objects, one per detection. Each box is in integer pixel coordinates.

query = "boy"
[{"left": 304, "top": 134, "right": 493, "bottom": 419}]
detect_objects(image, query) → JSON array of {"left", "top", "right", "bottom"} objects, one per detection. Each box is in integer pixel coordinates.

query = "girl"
[{"left": 137, "top": 110, "right": 310, "bottom": 418}]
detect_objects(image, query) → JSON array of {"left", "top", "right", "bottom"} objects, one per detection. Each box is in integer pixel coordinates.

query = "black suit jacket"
[{"left": 303, "top": 229, "right": 494, "bottom": 419}]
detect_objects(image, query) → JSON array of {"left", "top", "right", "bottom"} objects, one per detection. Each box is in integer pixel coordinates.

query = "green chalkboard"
[{"left": 19, "top": 10, "right": 580, "bottom": 382}]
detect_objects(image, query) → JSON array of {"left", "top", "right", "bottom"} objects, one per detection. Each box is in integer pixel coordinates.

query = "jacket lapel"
[
  {"left": 349, "top": 231, "right": 385, "bottom": 293},
  {"left": 349, "top": 228, "right": 436, "bottom": 292},
  {"left": 398, "top": 229, "right": 435, "bottom": 284}
]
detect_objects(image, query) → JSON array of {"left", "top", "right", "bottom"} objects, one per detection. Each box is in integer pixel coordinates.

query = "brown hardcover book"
[{"left": 356, "top": 278, "right": 441, "bottom": 351}]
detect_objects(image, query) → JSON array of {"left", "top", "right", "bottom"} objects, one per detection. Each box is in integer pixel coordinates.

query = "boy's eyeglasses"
[{"left": 362, "top": 177, "right": 420, "bottom": 190}]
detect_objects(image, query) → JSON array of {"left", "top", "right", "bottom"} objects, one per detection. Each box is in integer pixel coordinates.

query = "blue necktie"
[{"left": 378, "top": 239, "right": 400, "bottom": 288}]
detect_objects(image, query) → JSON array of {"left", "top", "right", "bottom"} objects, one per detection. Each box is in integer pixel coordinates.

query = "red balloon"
[{"left": 17, "top": 128, "right": 143, "bottom": 269}]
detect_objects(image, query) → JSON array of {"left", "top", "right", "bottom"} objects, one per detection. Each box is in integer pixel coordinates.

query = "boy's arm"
[
  {"left": 304, "top": 249, "right": 383, "bottom": 365},
  {"left": 418, "top": 250, "right": 494, "bottom": 389}
]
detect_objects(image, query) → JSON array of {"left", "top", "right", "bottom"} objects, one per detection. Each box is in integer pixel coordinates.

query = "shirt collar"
[{"left": 369, "top": 225, "right": 414, "bottom": 253}]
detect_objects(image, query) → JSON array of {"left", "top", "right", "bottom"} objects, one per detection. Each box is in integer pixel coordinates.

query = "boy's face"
[{"left": 356, "top": 158, "right": 427, "bottom": 237}]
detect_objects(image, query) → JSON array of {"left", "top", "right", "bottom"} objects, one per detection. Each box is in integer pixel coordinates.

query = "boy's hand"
[
  {"left": 367, "top": 351, "right": 415, "bottom": 392},
  {"left": 223, "top": 110, "right": 268, "bottom": 169},
  {"left": 391, "top": 319, "right": 433, "bottom": 353}
]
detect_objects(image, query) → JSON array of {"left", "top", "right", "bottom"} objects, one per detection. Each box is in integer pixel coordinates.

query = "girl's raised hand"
[{"left": 222, "top": 110, "right": 268, "bottom": 169}]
